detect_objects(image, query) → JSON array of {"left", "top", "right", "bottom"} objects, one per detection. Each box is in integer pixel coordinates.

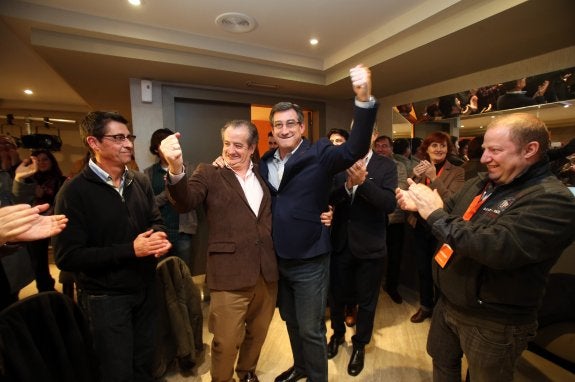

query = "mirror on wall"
[
  {"left": 457, "top": 101, "right": 574, "bottom": 138},
  {"left": 395, "top": 67, "right": 575, "bottom": 139}
]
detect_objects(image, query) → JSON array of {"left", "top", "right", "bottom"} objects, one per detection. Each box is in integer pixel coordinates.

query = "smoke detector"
[{"left": 215, "top": 12, "right": 257, "bottom": 33}]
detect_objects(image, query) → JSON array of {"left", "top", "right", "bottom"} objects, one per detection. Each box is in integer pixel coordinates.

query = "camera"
[{"left": 20, "top": 134, "right": 62, "bottom": 151}]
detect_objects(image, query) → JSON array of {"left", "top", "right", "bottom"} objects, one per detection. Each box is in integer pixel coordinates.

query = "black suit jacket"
[
  {"left": 330, "top": 153, "right": 397, "bottom": 259},
  {"left": 259, "top": 104, "right": 378, "bottom": 260}
]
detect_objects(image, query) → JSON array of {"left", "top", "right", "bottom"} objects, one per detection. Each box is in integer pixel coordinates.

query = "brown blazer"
[
  {"left": 408, "top": 160, "right": 465, "bottom": 228},
  {"left": 424, "top": 160, "right": 465, "bottom": 199},
  {"left": 167, "top": 163, "right": 278, "bottom": 291}
]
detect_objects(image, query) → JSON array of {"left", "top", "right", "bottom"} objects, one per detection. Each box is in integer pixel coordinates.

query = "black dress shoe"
[
  {"left": 347, "top": 346, "right": 365, "bottom": 376},
  {"left": 240, "top": 371, "right": 259, "bottom": 382},
  {"left": 274, "top": 366, "right": 307, "bottom": 382},
  {"left": 327, "top": 335, "right": 345, "bottom": 359},
  {"left": 410, "top": 308, "right": 432, "bottom": 323}
]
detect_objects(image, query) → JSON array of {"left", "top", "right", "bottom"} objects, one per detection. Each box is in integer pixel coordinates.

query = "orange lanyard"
[
  {"left": 425, "top": 163, "right": 445, "bottom": 186},
  {"left": 462, "top": 185, "right": 491, "bottom": 221}
]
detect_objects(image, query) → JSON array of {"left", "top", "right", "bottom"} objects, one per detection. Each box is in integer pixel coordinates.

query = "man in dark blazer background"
[
  {"left": 160, "top": 120, "right": 278, "bottom": 382},
  {"left": 327, "top": 128, "right": 397, "bottom": 376},
  {"left": 260, "top": 65, "right": 378, "bottom": 382}
]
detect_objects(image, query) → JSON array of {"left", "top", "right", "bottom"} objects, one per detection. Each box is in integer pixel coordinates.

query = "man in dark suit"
[
  {"left": 327, "top": 128, "right": 397, "bottom": 376},
  {"left": 260, "top": 65, "right": 378, "bottom": 382},
  {"left": 160, "top": 120, "right": 278, "bottom": 382}
]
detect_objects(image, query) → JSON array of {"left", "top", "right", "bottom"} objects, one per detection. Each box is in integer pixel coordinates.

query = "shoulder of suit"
[
  {"left": 313, "top": 137, "right": 338, "bottom": 155},
  {"left": 372, "top": 154, "right": 395, "bottom": 166},
  {"left": 131, "top": 169, "right": 147, "bottom": 179},
  {"left": 442, "top": 161, "right": 465, "bottom": 177},
  {"left": 193, "top": 163, "right": 225, "bottom": 178},
  {"left": 394, "top": 159, "right": 407, "bottom": 169},
  {"left": 446, "top": 161, "right": 465, "bottom": 172}
]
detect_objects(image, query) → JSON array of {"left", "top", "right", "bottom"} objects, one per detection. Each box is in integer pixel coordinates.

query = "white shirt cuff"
[
  {"left": 168, "top": 166, "right": 186, "bottom": 184},
  {"left": 355, "top": 96, "right": 377, "bottom": 108}
]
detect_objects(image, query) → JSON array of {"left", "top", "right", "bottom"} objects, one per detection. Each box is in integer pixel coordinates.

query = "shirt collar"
[
  {"left": 88, "top": 158, "right": 128, "bottom": 184},
  {"left": 274, "top": 139, "right": 304, "bottom": 162},
  {"left": 226, "top": 160, "right": 254, "bottom": 178},
  {"left": 365, "top": 149, "right": 373, "bottom": 163}
]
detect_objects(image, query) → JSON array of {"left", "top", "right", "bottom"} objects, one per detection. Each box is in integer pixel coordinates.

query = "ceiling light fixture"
[
  {"left": 23, "top": 89, "right": 33, "bottom": 95},
  {"left": 309, "top": 38, "right": 319, "bottom": 46},
  {"left": 215, "top": 12, "right": 257, "bottom": 33},
  {"left": 128, "top": 0, "right": 141, "bottom": 6}
]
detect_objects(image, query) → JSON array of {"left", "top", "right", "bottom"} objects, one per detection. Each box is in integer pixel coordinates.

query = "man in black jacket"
[
  {"left": 397, "top": 112, "right": 575, "bottom": 381},
  {"left": 54, "top": 111, "right": 171, "bottom": 382},
  {"left": 327, "top": 128, "right": 397, "bottom": 376}
]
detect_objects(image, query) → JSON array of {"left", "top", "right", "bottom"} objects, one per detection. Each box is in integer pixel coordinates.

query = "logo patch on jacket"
[{"left": 483, "top": 197, "right": 516, "bottom": 217}]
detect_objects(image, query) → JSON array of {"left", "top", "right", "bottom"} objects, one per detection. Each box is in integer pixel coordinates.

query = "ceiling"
[{"left": 0, "top": 0, "right": 574, "bottom": 130}]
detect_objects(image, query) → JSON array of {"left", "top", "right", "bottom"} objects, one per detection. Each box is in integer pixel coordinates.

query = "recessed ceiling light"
[
  {"left": 128, "top": 0, "right": 141, "bottom": 6},
  {"left": 309, "top": 38, "right": 319, "bottom": 46},
  {"left": 24, "top": 89, "right": 33, "bottom": 95}
]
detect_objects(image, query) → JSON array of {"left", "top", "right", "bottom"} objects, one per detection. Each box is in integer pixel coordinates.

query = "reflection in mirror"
[
  {"left": 389, "top": 66, "right": 575, "bottom": 190},
  {"left": 458, "top": 100, "right": 575, "bottom": 137},
  {"left": 396, "top": 67, "right": 575, "bottom": 131}
]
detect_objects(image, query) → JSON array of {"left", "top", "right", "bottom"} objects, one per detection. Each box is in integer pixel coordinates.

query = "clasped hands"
[
  {"left": 345, "top": 158, "right": 367, "bottom": 190},
  {"left": 396, "top": 178, "right": 443, "bottom": 220},
  {"left": 412, "top": 160, "right": 437, "bottom": 181},
  {"left": 133, "top": 229, "right": 172, "bottom": 258}
]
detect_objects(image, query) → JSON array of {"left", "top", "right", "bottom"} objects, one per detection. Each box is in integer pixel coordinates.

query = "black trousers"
[
  {"left": 384, "top": 222, "right": 405, "bottom": 291},
  {"left": 0, "top": 265, "right": 18, "bottom": 311},
  {"left": 411, "top": 222, "right": 437, "bottom": 309},
  {"left": 27, "top": 238, "right": 55, "bottom": 292},
  {"left": 329, "top": 246, "right": 385, "bottom": 347}
]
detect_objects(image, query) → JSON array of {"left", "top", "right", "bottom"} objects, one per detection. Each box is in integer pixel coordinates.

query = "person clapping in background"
[{"left": 13, "top": 150, "right": 67, "bottom": 292}]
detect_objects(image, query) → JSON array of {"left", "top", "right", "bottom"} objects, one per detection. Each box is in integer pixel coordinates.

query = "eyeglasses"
[
  {"left": 273, "top": 120, "right": 301, "bottom": 129},
  {"left": 101, "top": 134, "right": 137, "bottom": 143}
]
